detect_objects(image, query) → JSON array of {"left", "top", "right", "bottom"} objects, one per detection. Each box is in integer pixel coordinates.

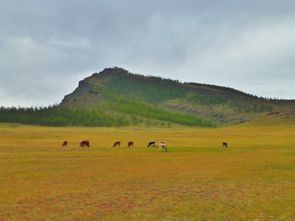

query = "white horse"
[{"left": 159, "top": 142, "right": 168, "bottom": 152}]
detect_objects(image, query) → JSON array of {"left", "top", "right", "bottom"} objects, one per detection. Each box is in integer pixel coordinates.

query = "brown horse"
[
  {"left": 113, "top": 141, "right": 121, "bottom": 148},
  {"left": 222, "top": 142, "right": 228, "bottom": 148},
  {"left": 80, "top": 140, "right": 90, "bottom": 148},
  {"left": 147, "top": 141, "right": 156, "bottom": 147},
  {"left": 128, "top": 141, "right": 134, "bottom": 147},
  {"left": 62, "top": 141, "right": 68, "bottom": 147}
]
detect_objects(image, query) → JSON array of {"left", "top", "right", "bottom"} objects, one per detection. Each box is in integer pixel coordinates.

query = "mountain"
[
  {"left": 59, "top": 67, "right": 295, "bottom": 126},
  {"left": 1, "top": 67, "right": 294, "bottom": 127}
]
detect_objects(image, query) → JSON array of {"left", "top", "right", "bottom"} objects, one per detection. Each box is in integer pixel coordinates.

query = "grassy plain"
[{"left": 0, "top": 123, "right": 295, "bottom": 220}]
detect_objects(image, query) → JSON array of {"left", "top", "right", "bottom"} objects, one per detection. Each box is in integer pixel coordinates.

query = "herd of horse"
[
  {"left": 61, "top": 140, "right": 228, "bottom": 151},
  {"left": 61, "top": 140, "right": 168, "bottom": 151}
]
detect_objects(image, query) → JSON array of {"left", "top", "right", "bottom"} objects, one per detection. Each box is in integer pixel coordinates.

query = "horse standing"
[
  {"left": 128, "top": 141, "right": 134, "bottom": 147},
  {"left": 113, "top": 141, "right": 121, "bottom": 148},
  {"left": 222, "top": 142, "right": 228, "bottom": 148},
  {"left": 80, "top": 140, "right": 90, "bottom": 148}
]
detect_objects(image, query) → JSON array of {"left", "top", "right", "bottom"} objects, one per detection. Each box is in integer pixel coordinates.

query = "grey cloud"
[{"left": 0, "top": 0, "right": 295, "bottom": 106}]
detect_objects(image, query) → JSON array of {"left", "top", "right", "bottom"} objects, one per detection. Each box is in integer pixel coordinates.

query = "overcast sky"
[{"left": 0, "top": 0, "right": 295, "bottom": 106}]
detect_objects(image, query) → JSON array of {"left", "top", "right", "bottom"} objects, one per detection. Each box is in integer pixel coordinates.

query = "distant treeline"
[
  {"left": 0, "top": 105, "right": 213, "bottom": 127},
  {"left": 0, "top": 106, "right": 117, "bottom": 126}
]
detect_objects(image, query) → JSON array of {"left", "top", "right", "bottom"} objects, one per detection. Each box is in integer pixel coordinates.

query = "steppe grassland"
[{"left": 0, "top": 124, "right": 295, "bottom": 220}]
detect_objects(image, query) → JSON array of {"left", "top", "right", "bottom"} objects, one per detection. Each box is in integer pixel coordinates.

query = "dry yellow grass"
[{"left": 0, "top": 123, "right": 295, "bottom": 220}]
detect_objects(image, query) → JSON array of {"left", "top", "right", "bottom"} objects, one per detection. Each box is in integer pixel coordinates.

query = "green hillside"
[
  {"left": 1, "top": 67, "right": 295, "bottom": 127},
  {"left": 60, "top": 67, "right": 295, "bottom": 126}
]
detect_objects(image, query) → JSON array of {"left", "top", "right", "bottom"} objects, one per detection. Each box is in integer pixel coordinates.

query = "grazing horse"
[
  {"left": 62, "top": 141, "right": 68, "bottom": 147},
  {"left": 222, "top": 142, "right": 228, "bottom": 148},
  {"left": 159, "top": 142, "right": 168, "bottom": 151},
  {"left": 80, "top": 140, "right": 90, "bottom": 148},
  {"left": 147, "top": 141, "right": 156, "bottom": 147},
  {"left": 128, "top": 141, "right": 134, "bottom": 147},
  {"left": 113, "top": 141, "right": 121, "bottom": 148}
]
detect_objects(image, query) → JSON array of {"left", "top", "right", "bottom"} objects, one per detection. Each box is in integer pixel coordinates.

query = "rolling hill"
[{"left": 1, "top": 67, "right": 295, "bottom": 127}]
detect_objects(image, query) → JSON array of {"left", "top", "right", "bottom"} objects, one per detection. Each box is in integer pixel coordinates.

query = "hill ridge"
[{"left": 73, "top": 67, "right": 295, "bottom": 102}]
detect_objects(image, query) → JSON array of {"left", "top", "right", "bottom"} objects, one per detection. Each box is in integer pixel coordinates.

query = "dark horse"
[
  {"left": 62, "top": 141, "right": 68, "bottom": 147},
  {"left": 113, "top": 141, "right": 121, "bottom": 148},
  {"left": 147, "top": 141, "right": 156, "bottom": 147},
  {"left": 222, "top": 142, "right": 228, "bottom": 148},
  {"left": 80, "top": 140, "right": 90, "bottom": 148},
  {"left": 128, "top": 141, "right": 134, "bottom": 147}
]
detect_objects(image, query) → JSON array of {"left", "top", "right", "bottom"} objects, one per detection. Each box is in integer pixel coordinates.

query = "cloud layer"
[{"left": 1, "top": 0, "right": 295, "bottom": 106}]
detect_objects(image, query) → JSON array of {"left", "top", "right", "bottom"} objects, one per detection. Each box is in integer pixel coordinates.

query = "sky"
[{"left": 0, "top": 0, "right": 295, "bottom": 106}]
